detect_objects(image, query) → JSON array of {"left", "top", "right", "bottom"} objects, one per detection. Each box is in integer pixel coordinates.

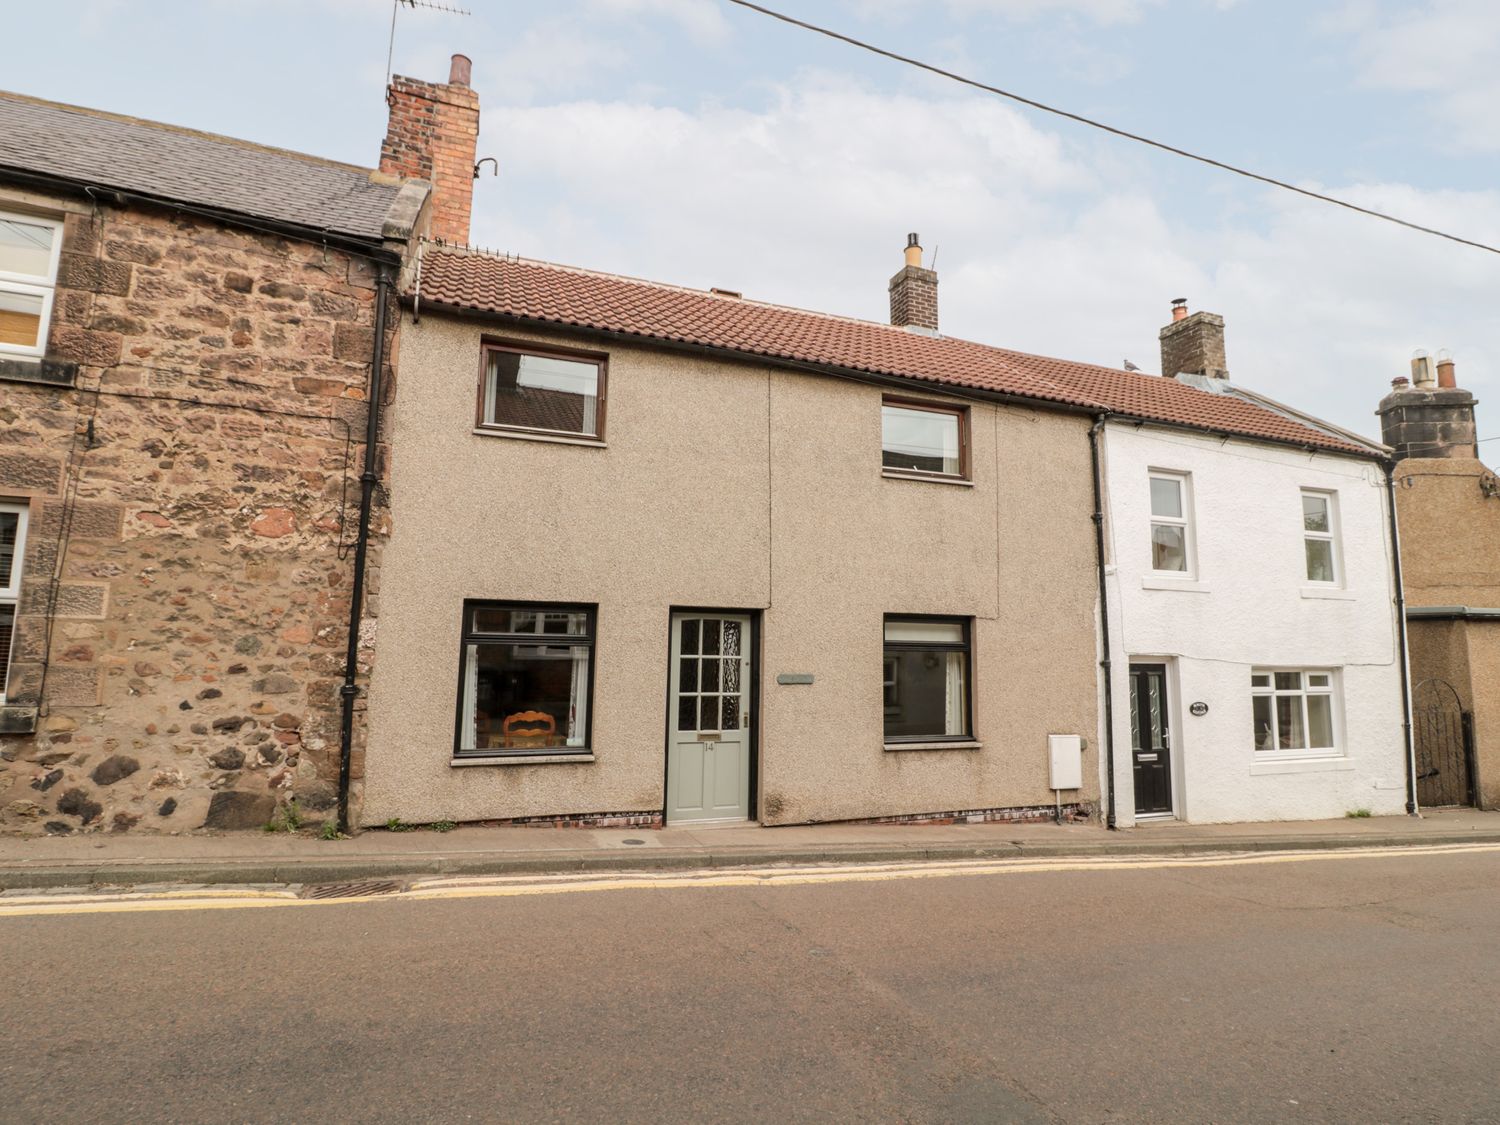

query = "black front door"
[{"left": 1129, "top": 664, "right": 1173, "bottom": 816}]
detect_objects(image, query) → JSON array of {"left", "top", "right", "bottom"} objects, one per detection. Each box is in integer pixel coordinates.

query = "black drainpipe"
[
  {"left": 1384, "top": 460, "right": 1418, "bottom": 815},
  {"left": 1089, "top": 416, "right": 1118, "bottom": 829},
  {"left": 337, "top": 264, "right": 393, "bottom": 834}
]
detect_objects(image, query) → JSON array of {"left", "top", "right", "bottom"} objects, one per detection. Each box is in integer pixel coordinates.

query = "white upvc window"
[
  {"left": 0, "top": 211, "right": 63, "bottom": 359},
  {"left": 1301, "top": 489, "right": 1341, "bottom": 585},
  {"left": 0, "top": 502, "right": 29, "bottom": 703},
  {"left": 1148, "top": 471, "right": 1194, "bottom": 576},
  {"left": 1251, "top": 668, "right": 1341, "bottom": 757}
]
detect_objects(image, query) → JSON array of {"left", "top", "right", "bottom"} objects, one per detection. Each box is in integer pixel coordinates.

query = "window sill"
[
  {"left": 451, "top": 752, "right": 596, "bottom": 767},
  {"left": 883, "top": 740, "right": 983, "bottom": 752},
  {"left": 0, "top": 355, "right": 77, "bottom": 388},
  {"left": 471, "top": 428, "right": 606, "bottom": 449},
  {"left": 881, "top": 470, "right": 974, "bottom": 487},
  {"left": 1300, "top": 586, "right": 1355, "bottom": 601},
  {"left": 1141, "top": 576, "right": 1211, "bottom": 593},
  {"left": 1249, "top": 755, "right": 1353, "bottom": 775}
]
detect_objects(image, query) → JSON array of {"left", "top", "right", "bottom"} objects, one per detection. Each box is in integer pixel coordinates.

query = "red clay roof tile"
[{"left": 412, "top": 246, "right": 1373, "bottom": 458}]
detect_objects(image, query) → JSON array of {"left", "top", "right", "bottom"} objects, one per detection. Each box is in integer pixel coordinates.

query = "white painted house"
[{"left": 1091, "top": 304, "right": 1411, "bottom": 825}]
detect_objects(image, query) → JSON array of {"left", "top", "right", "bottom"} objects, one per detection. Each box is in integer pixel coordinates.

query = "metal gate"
[{"left": 1413, "top": 679, "right": 1476, "bottom": 808}]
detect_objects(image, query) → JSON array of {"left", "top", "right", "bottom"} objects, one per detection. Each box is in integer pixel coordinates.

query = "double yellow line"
[{"left": 3, "top": 842, "right": 1497, "bottom": 919}]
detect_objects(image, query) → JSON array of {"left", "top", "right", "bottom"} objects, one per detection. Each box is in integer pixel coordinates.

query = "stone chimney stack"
[
  {"left": 889, "top": 233, "right": 938, "bottom": 333},
  {"left": 1159, "top": 298, "right": 1229, "bottom": 380},
  {"left": 381, "top": 54, "right": 481, "bottom": 245},
  {"left": 1378, "top": 351, "right": 1479, "bottom": 462}
]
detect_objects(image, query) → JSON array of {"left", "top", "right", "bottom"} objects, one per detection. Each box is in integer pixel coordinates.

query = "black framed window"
[
  {"left": 883, "top": 616, "right": 971, "bottom": 742},
  {"left": 455, "top": 602, "right": 596, "bottom": 758}
]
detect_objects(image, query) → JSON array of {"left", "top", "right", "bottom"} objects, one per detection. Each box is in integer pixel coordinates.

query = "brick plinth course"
[{"left": 0, "top": 201, "right": 395, "bottom": 836}]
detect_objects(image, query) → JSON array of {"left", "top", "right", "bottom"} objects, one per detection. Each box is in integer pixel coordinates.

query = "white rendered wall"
[{"left": 1100, "top": 423, "right": 1409, "bottom": 825}]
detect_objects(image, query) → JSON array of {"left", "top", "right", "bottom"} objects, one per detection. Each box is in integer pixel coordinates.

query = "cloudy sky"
[{"left": 12, "top": 0, "right": 1500, "bottom": 442}]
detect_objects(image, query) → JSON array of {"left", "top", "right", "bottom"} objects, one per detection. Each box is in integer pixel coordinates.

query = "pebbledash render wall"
[
  {"left": 361, "top": 311, "right": 1102, "bottom": 827},
  {"left": 1100, "top": 423, "right": 1408, "bottom": 825},
  {"left": 0, "top": 185, "right": 398, "bottom": 835}
]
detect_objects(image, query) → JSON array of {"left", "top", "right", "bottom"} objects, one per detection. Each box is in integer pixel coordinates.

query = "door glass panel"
[
  {"left": 701, "top": 619, "right": 720, "bottom": 656},
  {"left": 723, "top": 695, "right": 740, "bottom": 729},
  {"left": 679, "top": 658, "right": 698, "bottom": 693},
  {"left": 680, "top": 619, "right": 699, "bottom": 655},
  {"left": 722, "top": 620, "right": 740, "bottom": 658},
  {"left": 701, "top": 659, "right": 719, "bottom": 693},
  {"left": 678, "top": 694, "right": 696, "bottom": 732},
  {"left": 1148, "top": 675, "right": 1163, "bottom": 750},
  {"left": 699, "top": 695, "right": 719, "bottom": 731},
  {"left": 1129, "top": 677, "right": 1141, "bottom": 752},
  {"left": 1277, "top": 696, "right": 1305, "bottom": 749},
  {"left": 722, "top": 657, "right": 740, "bottom": 694}
]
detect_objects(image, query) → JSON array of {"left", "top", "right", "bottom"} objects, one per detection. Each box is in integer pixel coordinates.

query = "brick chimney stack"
[
  {"left": 1159, "top": 298, "right": 1229, "bottom": 380},
  {"left": 381, "top": 54, "right": 481, "bottom": 245},
  {"left": 889, "top": 233, "right": 938, "bottom": 333},
  {"left": 1378, "top": 351, "right": 1479, "bottom": 462}
]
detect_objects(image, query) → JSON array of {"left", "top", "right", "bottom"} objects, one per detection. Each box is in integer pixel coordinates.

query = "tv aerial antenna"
[{"left": 386, "top": 0, "right": 471, "bottom": 88}]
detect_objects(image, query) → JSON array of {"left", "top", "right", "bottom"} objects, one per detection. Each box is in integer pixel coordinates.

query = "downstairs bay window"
[
  {"left": 883, "top": 616, "right": 971, "bottom": 744},
  {"left": 1251, "top": 669, "right": 1340, "bottom": 756},
  {"left": 456, "top": 602, "right": 595, "bottom": 758}
]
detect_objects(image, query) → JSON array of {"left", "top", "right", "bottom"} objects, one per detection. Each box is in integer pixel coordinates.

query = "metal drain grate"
[{"left": 301, "top": 879, "right": 403, "bottom": 901}]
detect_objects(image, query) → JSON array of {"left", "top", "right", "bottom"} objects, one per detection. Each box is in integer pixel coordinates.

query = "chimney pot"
[
  {"left": 1171, "top": 298, "right": 1188, "bottom": 323},
  {"left": 1411, "top": 349, "right": 1436, "bottom": 388},
  {"left": 1437, "top": 349, "right": 1457, "bottom": 388},
  {"left": 1391, "top": 376, "right": 1410, "bottom": 389},
  {"left": 449, "top": 54, "right": 472, "bottom": 87}
]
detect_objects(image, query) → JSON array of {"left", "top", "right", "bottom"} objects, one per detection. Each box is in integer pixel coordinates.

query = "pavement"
[{"left": 1, "top": 805, "right": 1498, "bottom": 890}]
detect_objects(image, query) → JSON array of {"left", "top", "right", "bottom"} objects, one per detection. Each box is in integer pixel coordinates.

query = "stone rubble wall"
[{"left": 0, "top": 198, "right": 394, "bottom": 835}]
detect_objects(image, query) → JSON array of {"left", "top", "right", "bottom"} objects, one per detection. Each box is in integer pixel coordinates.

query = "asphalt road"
[{"left": 2, "top": 848, "right": 1498, "bottom": 1124}]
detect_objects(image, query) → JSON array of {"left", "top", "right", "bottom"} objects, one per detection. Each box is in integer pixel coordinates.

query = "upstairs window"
[
  {"left": 881, "top": 399, "right": 967, "bottom": 480},
  {"left": 1301, "top": 490, "right": 1341, "bottom": 584},
  {"left": 1251, "top": 669, "right": 1339, "bottom": 755},
  {"left": 0, "top": 212, "right": 62, "bottom": 358},
  {"left": 478, "top": 341, "right": 605, "bottom": 440},
  {"left": 1149, "top": 471, "right": 1193, "bottom": 575},
  {"left": 0, "top": 503, "right": 28, "bottom": 703}
]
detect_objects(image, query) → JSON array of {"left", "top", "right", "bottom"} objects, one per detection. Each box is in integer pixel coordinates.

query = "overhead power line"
[{"left": 723, "top": 0, "right": 1500, "bottom": 258}]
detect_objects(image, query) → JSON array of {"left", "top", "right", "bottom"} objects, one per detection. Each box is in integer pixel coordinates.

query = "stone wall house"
[
  {"left": 0, "top": 87, "right": 434, "bottom": 835},
  {"left": 1379, "top": 354, "right": 1500, "bottom": 809}
]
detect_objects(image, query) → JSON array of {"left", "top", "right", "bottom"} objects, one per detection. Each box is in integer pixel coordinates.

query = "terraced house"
[
  {"left": 361, "top": 59, "right": 1412, "bottom": 827},
  {"left": 0, "top": 82, "right": 436, "bottom": 835}
]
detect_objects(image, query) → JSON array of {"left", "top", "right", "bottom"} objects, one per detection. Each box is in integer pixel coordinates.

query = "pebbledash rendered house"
[{"left": 355, "top": 59, "right": 1414, "bottom": 829}]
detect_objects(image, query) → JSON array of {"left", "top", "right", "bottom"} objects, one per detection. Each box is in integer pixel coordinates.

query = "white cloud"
[
  {"left": 1338, "top": 0, "right": 1500, "bottom": 152},
  {"left": 471, "top": 77, "right": 1500, "bottom": 443},
  {"left": 588, "top": 0, "right": 731, "bottom": 44}
]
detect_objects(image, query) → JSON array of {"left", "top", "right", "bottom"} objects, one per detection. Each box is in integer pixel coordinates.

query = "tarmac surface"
[{"left": 1, "top": 842, "right": 1497, "bottom": 1122}]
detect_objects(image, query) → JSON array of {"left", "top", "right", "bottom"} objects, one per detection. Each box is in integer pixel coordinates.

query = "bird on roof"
[{"left": 1123, "top": 359, "right": 1141, "bottom": 372}]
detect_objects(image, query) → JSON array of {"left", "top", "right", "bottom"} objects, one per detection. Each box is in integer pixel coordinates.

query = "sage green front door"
[{"left": 667, "top": 614, "right": 752, "bottom": 824}]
